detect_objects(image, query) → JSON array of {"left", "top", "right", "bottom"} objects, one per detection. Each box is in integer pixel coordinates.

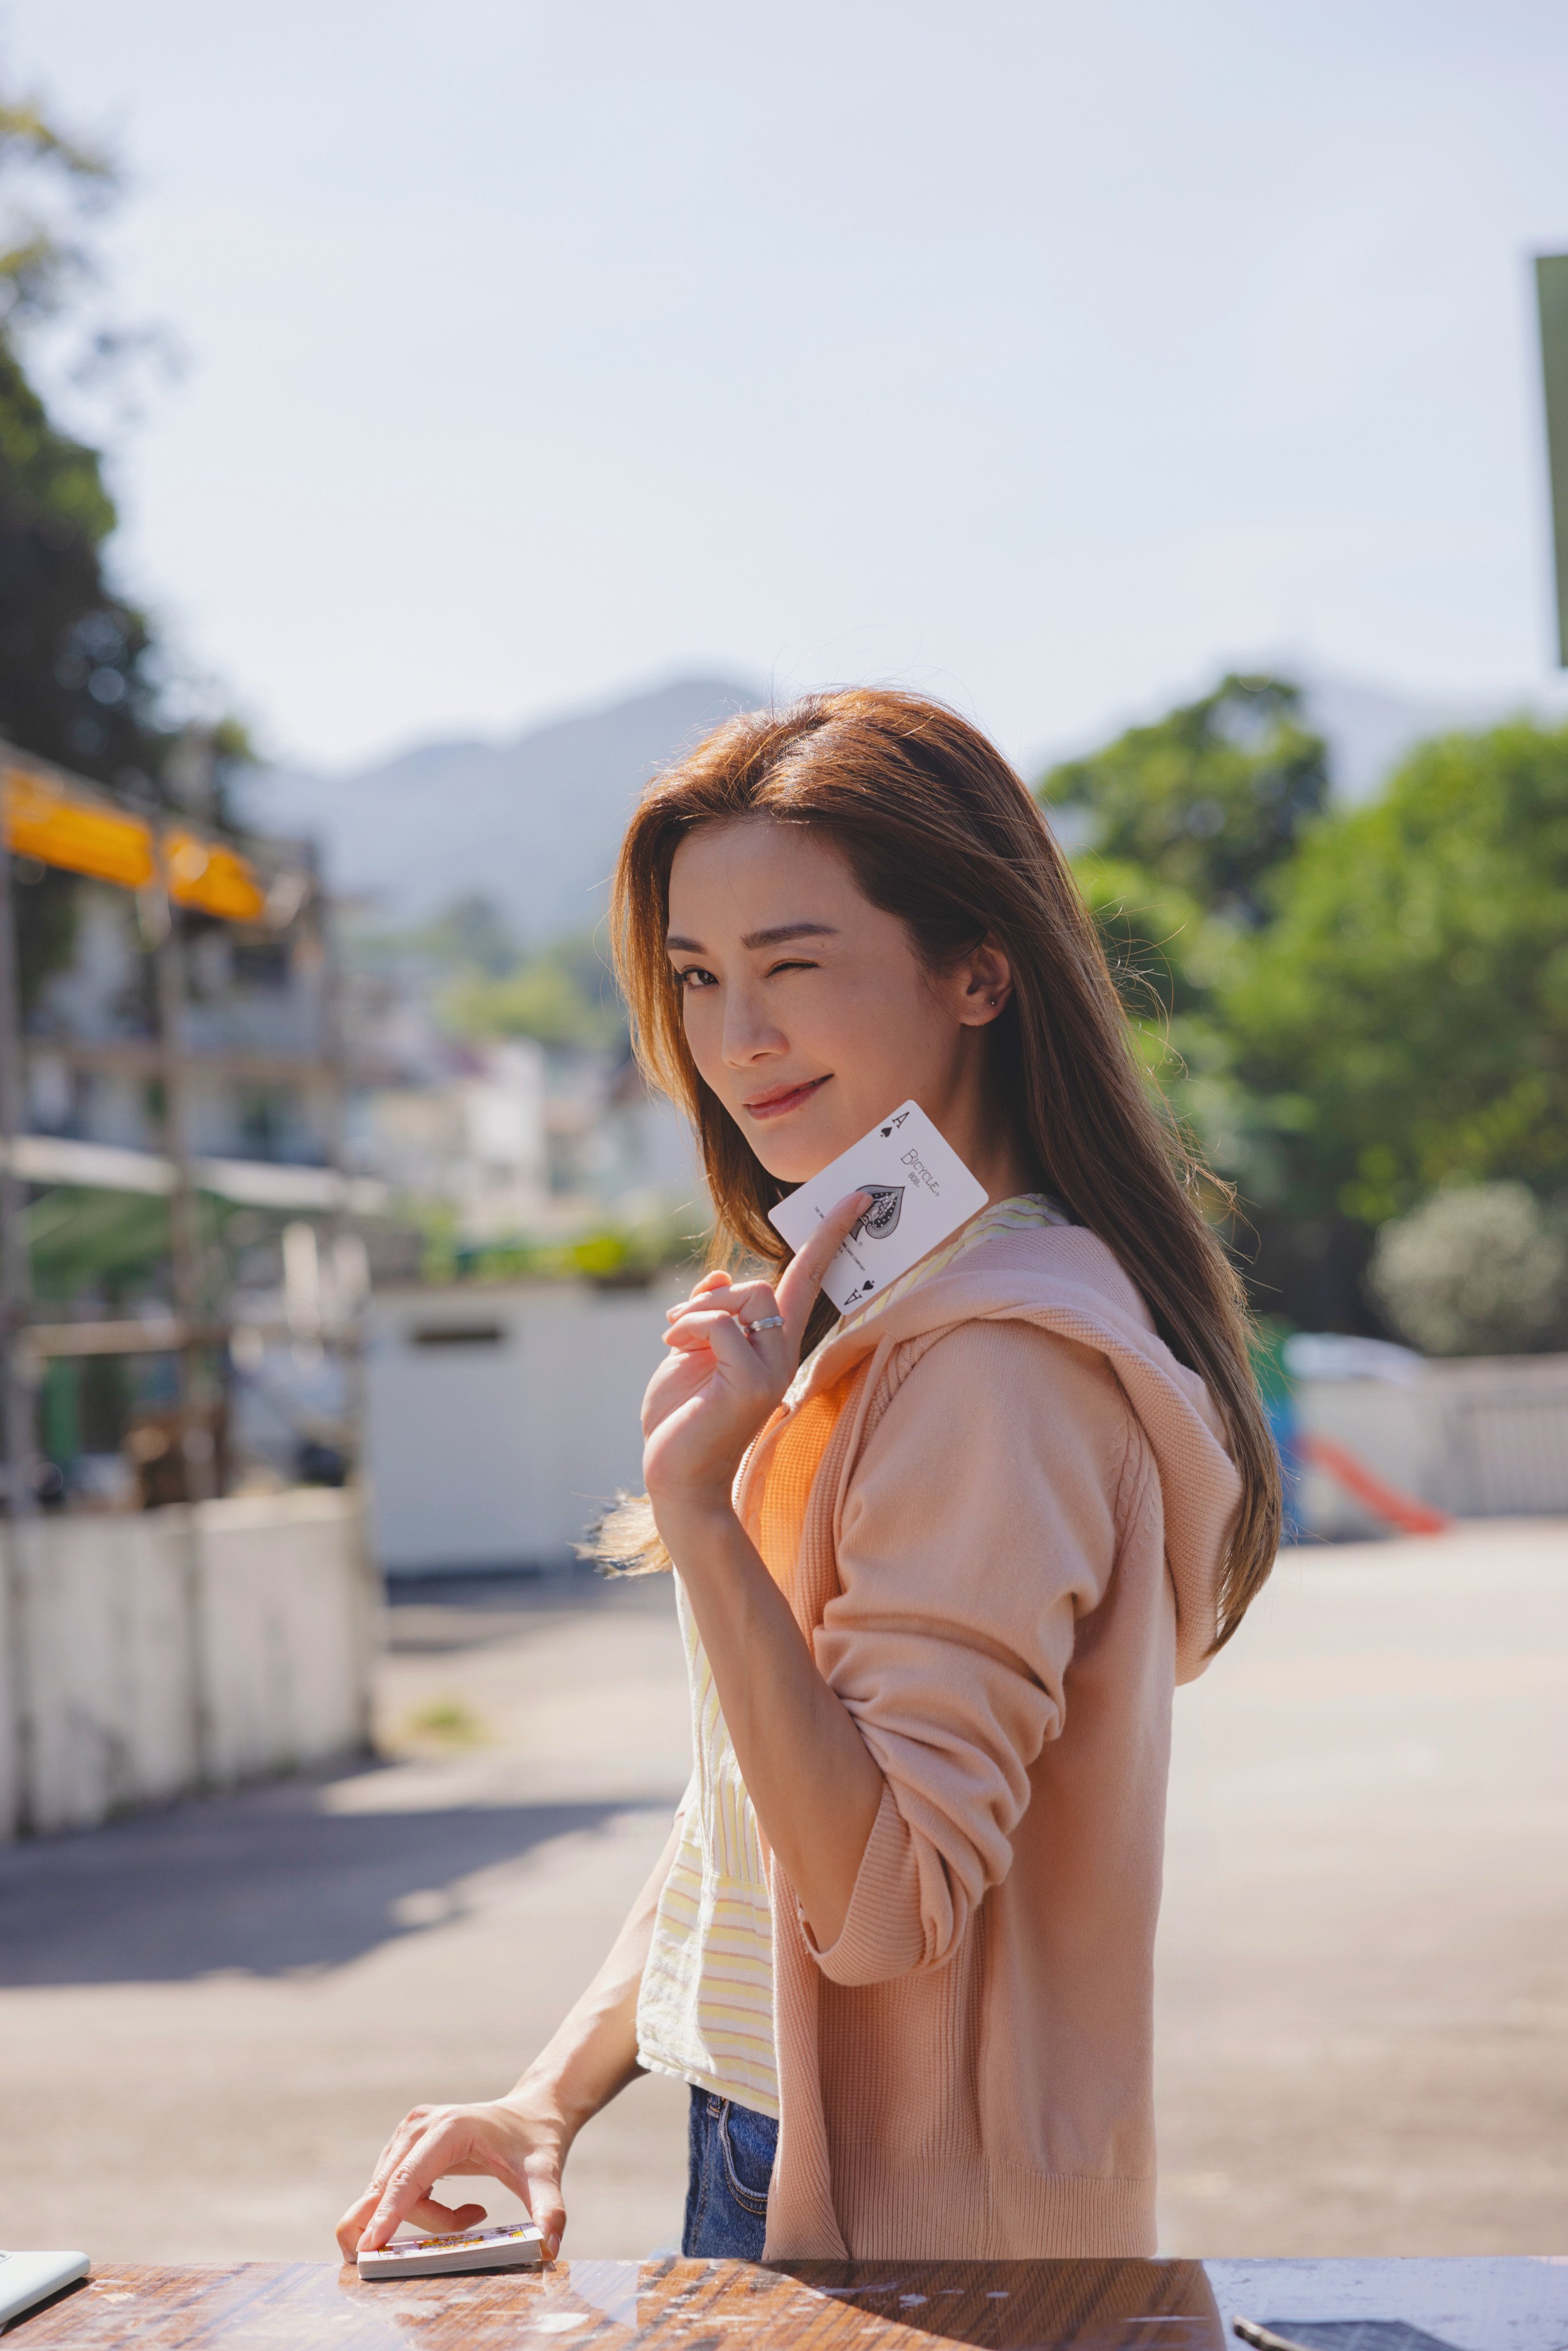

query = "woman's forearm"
[
  {"left": 340, "top": 1814, "right": 685, "bottom": 2260},
  {"left": 507, "top": 1815, "right": 681, "bottom": 2137},
  {"left": 654, "top": 1500, "right": 883, "bottom": 1949}
]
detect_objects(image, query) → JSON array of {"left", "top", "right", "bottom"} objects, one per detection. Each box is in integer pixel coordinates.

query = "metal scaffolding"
[{"left": 0, "top": 746, "right": 371, "bottom": 1519}]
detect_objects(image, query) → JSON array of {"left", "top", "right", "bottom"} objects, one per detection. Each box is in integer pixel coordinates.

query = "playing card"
[
  {"left": 357, "top": 2221, "right": 545, "bottom": 2280},
  {"left": 767, "top": 1100, "right": 989, "bottom": 1314}
]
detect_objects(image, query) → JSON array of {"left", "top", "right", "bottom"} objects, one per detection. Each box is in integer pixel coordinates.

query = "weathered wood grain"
[{"left": 11, "top": 2257, "right": 1223, "bottom": 2349}]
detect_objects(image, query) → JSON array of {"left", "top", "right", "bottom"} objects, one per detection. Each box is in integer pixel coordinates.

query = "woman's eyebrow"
[
  {"left": 742, "top": 921, "right": 838, "bottom": 949},
  {"left": 664, "top": 921, "right": 838, "bottom": 953}
]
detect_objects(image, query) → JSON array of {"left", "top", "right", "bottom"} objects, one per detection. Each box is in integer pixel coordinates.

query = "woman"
[{"left": 338, "top": 689, "right": 1279, "bottom": 2265}]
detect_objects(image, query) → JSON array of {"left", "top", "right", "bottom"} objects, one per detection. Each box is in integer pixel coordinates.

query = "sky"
[{"left": 8, "top": 0, "right": 1568, "bottom": 774}]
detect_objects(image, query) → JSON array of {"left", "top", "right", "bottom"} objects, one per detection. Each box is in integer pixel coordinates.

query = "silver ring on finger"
[{"left": 744, "top": 1314, "right": 785, "bottom": 1335}]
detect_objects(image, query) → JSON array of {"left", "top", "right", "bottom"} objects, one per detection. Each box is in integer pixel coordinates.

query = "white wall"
[
  {"left": 366, "top": 1275, "right": 686, "bottom": 1572},
  {"left": 1294, "top": 1352, "right": 1568, "bottom": 1537},
  {"left": 0, "top": 1489, "right": 376, "bottom": 1838}
]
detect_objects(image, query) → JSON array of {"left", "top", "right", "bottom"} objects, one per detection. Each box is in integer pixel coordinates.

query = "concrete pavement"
[
  {"left": 0, "top": 1570, "right": 692, "bottom": 2263},
  {"left": 0, "top": 1523, "right": 1563, "bottom": 2261},
  {"left": 1155, "top": 1520, "right": 1568, "bottom": 2254}
]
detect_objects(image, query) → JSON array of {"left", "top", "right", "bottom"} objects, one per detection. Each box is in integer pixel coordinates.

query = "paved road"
[
  {"left": 0, "top": 1571, "right": 693, "bottom": 2264},
  {"left": 1156, "top": 1520, "right": 1568, "bottom": 2255},
  {"left": 0, "top": 1524, "right": 1562, "bottom": 2261}
]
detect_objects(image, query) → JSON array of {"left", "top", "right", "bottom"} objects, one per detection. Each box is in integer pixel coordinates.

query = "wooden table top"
[{"left": 11, "top": 2255, "right": 1566, "bottom": 2349}]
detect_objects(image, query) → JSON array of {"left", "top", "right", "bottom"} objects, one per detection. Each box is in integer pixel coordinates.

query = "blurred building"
[
  {"left": 366, "top": 1271, "right": 685, "bottom": 1573},
  {"left": 2, "top": 770, "right": 379, "bottom": 1512},
  {"left": 7, "top": 779, "right": 702, "bottom": 1562},
  {"left": 337, "top": 916, "right": 701, "bottom": 1239},
  {"left": 21, "top": 862, "right": 335, "bottom": 1169}
]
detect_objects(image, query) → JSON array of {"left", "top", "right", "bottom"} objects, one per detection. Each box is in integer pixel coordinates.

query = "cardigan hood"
[{"left": 785, "top": 1217, "right": 1243, "bottom": 1681}]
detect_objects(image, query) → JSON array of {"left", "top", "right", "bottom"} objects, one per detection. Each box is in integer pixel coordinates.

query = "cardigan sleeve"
[{"left": 804, "top": 1318, "right": 1131, "bottom": 1987}]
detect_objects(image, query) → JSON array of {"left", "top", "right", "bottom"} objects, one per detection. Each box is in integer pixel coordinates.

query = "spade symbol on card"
[{"left": 853, "top": 1184, "right": 905, "bottom": 1241}]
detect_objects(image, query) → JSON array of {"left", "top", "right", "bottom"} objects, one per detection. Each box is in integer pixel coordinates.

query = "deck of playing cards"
[
  {"left": 767, "top": 1100, "right": 988, "bottom": 1314},
  {"left": 357, "top": 2221, "right": 546, "bottom": 2281}
]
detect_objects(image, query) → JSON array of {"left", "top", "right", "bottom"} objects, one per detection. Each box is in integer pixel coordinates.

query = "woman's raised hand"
[
  {"left": 642, "top": 1191, "right": 868, "bottom": 1520},
  {"left": 334, "top": 2095, "right": 567, "bottom": 2265}
]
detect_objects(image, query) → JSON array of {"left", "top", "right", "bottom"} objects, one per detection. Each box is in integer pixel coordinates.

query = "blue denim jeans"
[{"left": 682, "top": 2089, "right": 778, "bottom": 2257}]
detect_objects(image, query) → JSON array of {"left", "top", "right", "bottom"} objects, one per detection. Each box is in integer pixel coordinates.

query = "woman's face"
[{"left": 666, "top": 816, "right": 1008, "bottom": 1184}]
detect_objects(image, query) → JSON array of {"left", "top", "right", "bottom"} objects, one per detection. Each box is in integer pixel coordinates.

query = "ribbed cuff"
[{"left": 768, "top": 2156, "right": 1158, "bottom": 2260}]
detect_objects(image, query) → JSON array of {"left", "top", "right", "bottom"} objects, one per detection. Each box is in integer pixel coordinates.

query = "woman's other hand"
[
  {"left": 334, "top": 2094, "right": 567, "bottom": 2263},
  {"left": 643, "top": 1190, "right": 868, "bottom": 1520}
]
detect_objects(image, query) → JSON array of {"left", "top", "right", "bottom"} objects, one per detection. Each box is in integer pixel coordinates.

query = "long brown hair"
[{"left": 609, "top": 688, "right": 1278, "bottom": 1649}]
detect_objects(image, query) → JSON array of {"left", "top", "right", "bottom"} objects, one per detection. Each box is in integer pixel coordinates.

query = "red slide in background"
[{"left": 1298, "top": 1431, "right": 1453, "bottom": 1538}]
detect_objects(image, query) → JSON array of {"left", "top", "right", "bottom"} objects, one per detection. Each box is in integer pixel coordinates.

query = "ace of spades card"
[{"left": 767, "top": 1100, "right": 988, "bottom": 1314}]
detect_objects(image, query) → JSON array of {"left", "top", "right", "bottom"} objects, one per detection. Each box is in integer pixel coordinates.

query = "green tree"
[
  {"left": 442, "top": 930, "right": 622, "bottom": 1049},
  {"left": 0, "top": 85, "right": 251, "bottom": 1006},
  {"left": 0, "top": 92, "right": 176, "bottom": 797},
  {"left": 1369, "top": 1182, "right": 1568, "bottom": 1357},
  {"left": 1038, "top": 676, "right": 1329, "bottom": 1297},
  {"left": 1041, "top": 672, "right": 1329, "bottom": 923},
  {"left": 1222, "top": 720, "right": 1568, "bottom": 1227},
  {"left": 1042, "top": 682, "right": 1568, "bottom": 1336}
]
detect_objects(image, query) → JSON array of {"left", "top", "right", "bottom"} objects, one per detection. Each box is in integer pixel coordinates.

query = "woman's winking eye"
[{"left": 671, "top": 955, "right": 818, "bottom": 989}]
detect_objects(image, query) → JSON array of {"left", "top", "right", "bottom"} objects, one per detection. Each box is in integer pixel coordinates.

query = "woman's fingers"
[
  {"left": 665, "top": 1270, "right": 735, "bottom": 1319},
  {"left": 666, "top": 1171, "right": 871, "bottom": 1346},
  {"left": 336, "top": 2190, "right": 381, "bottom": 2261},
  {"left": 406, "top": 2194, "right": 489, "bottom": 2234},
  {"left": 337, "top": 2186, "right": 489, "bottom": 2264},
  {"left": 521, "top": 2155, "right": 567, "bottom": 2260},
  {"left": 662, "top": 1306, "right": 773, "bottom": 1359},
  {"left": 336, "top": 2109, "right": 435, "bottom": 2257},
  {"left": 666, "top": 1278, "right": 772, "bottom": 1327},
  {"left": 663, "top": 1190, "right": 867, "bottom": 1367},
  {"left": 665, "top": 1189, "right": 868, "bottom": 1351},
  {"left": 339, "top": 2103, "right": 565, "bottom": 2266},
  {"left": 775, "top": 1192, "right": 871, "bottom": 1339},
  {"left": 358, "top": 2116, "right": 499, "bottom": 2251}
]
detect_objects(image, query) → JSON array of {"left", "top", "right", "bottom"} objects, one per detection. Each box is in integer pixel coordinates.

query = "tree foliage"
[
  {"left": 0, "top": 86, "right": 182, "bottom": 802},
  {"left": 440, "top": 923, "right": 622, "bottom": 1049},
  {"left": 0, "top": 336, "right": 170, "bottom": 792},
  {"left": 1041, "top": 672, "right": 1329, "bottom": 923},
  {"left": 0, "top": 92, "right": 115, "bottom": 339},
  {"left": 1222, "top": 721, "right": 1568, "bottom": 1223},
  {"left": 1039, "top": 684, "right": 1568, "bottom": 1339},
  {"left": 0, "top": 79, "right": 252, "bottom": 1010},
  {"left": 1369, "top": 1182, "right": 1568, "bottom": 1357}
]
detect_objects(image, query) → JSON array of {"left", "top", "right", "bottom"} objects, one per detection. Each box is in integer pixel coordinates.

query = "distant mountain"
[
  {"left": 256, "top": 662, "right": 1543, "bottom": 938},
  {"left": 254, "top": 674, "right": 763, "bottom": 938},
  {"left": 1294, "top": 668, "right": 1516, "bottom": 804}
]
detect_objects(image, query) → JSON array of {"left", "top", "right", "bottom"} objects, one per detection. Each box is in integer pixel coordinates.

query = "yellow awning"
[
  {"left": 3, "top": 766, "right": 154, "bottom": 889},
  {"left": 3, "top": 765, "right": 269, "bottom": 923},
  {"left": 165, "top": 829, "right": 267, "bottom": 922}
]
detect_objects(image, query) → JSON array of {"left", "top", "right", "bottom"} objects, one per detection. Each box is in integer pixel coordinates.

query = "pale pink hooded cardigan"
[{"left": 735, "top": 1220, "right": 1244, "bottom": 2261}]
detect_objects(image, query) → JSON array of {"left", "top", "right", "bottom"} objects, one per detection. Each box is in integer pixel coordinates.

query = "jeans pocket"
[{"left": 718, "top": 2101, "right": 774, "bottom": 2216}]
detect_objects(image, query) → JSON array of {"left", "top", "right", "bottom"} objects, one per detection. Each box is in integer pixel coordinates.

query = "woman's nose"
[{"left": 721, "top": 987, "right": 783, "bottom": 1066}]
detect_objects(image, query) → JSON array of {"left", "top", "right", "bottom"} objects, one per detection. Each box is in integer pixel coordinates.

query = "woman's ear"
[{"left": 954, "top": 935, "right": 1014, "bottom": 1026}]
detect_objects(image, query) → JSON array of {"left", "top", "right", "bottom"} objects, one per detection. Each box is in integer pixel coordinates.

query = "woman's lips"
[{"left": 743, "top": 1074, "right": 830, "bottom": 1122}]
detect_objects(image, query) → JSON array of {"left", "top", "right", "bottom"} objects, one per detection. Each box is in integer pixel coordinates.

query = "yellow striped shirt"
[{"left": 634, "top": 1192, "right": 1069, "bottom": 2117}]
